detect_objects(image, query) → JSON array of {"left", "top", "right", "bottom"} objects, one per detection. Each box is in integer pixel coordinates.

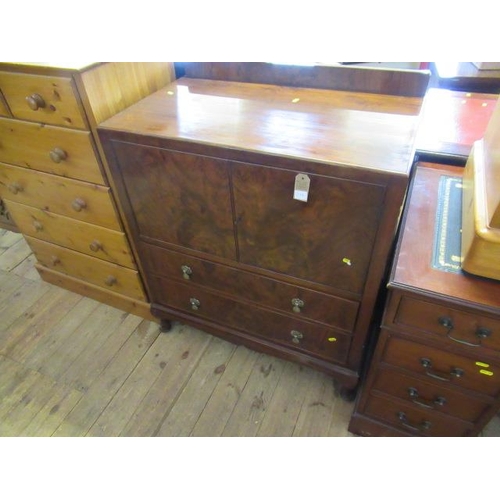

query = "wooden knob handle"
[
  {"left": 89, "top": 240, "right": 102, "bottom": 252},
  {"left": 71, "top": 198, "right": 87, "bottom": 212},
  {"left": 26, "top": 93, "right": 46, "bottom": 110},
  {"left": 50, "top": 255, "right": 60, "bottom": 265},
  {"left": 49, "top": 148, "right": 68, "bottom": 163},
  {"left": 32, "top": 220, "right": 43, "bottom": 231},
  {"left": 8, "top": 182, "right": 23, "bottom": 194},
  {"left": 105, "top": 275, "right": 117, "bottom": 286}
]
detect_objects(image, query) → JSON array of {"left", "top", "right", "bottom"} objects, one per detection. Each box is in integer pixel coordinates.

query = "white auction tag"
[{"left": 293, "top": 173, "right": 310, "bottom": 202}]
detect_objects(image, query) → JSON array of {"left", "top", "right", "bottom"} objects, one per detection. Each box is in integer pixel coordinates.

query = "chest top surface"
[
  {"left": 99, "top": 77, "right": 424, "bottom": 176},
  {"left": 390, "top": 162, "right": 500, "bottom": 312}
]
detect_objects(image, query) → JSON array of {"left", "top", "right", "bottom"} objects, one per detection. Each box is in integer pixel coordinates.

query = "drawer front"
[
  {"left": 0, "top": 163, "right": 120, "bottom": 230},
  {"left": 26, "top": 236, "right": 146, "bottom": 300},
  {"left": 394, "top": 295, "right": 500, "bottom": 353},
  {"left": 0, "top": 91, "right": 10, "bottom": 117},
  {"left": 141, "top": 243, "right": 359, "bottom": 332},
  {"left": 383, "top": 335, "right": 500, "bottom": 397},
  {"left": 150, "top": 275, "right": 351, "bottom": 364},
  {"left": 372, "top": 367, "right": 490, "bottom": 423},
  {"left": 0, "top": 72, "right": 86, "bottom": 129},
  {"left": 365, "top": 394, "right": 472, "bottom": 437},
  {"left": 0, "top": 117, "right": 105, "bottom": 184},
  {"left": 6, "top": 200, "right": 136, "bottom": 268}
]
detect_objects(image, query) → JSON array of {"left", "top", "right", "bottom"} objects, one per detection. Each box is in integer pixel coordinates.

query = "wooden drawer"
[
  {"left": 150, "top": 275, "right": 351, "bottom": 364},
  {"left": 0, "top": 163, "right": 120, "bottom": 230},
  {"left": 383, "top": 334, "right": 500, "bottom": 397},
  {"left": 364, "top": 393, "right": 472, "bottom": 436},
  {"left": 372, "top": 367, "right": 490, "bottom": 423},
  {"left": 393, "top": 295, "right": 500, "bottom": 352},
  {"left": 26, "top": 236, "right": 146, "bottom": 301},
  {"left": 6, "top": 200, "right": 136, "bottom": 268},
  {"left": 0, "top": 91, "right": 10, "bottom": 117},
  {"left": 0, "top": 117, "right": 105, "bottom": 184},
  {"left": 141, "top": 242, "right": 359, "bottom": 332},
  {"left": 0, "top": 71, "right": 86, "bottom": 129}
]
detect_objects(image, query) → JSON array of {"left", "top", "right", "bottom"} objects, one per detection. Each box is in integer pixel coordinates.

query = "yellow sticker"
[
  {"left": 292, "top": 98, "right": 300, "bottom": 103},
  {"left": 328, "top": 337, "right": 337, "bottom": 342},
  {"left": 342, "top": 258, "right": 352, "bottom": 266},
  {"left": 476, "top": 361, "right": 490, "bottom": 368},
  {"left": 479, "top": 369, "right": 494, "bottom": 376}
]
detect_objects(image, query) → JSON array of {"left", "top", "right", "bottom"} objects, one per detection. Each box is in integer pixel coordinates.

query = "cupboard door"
[
  {"left": 112, "top": 142, "right": 237, "bottom": 260},
  {"left": 232, "top": 162, "right": 385, "bottom": 294}
]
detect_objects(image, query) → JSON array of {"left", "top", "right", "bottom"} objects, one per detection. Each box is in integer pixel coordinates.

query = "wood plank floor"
[{"left": 1, "top": 228, "right": 499, "bottom": 437}]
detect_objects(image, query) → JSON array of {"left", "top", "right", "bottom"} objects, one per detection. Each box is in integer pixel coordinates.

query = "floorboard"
[{"left": 0, "top": 229, "right": 498, "bottom": 437}]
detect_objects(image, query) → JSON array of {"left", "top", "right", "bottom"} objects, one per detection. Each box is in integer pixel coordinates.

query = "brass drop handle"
[
  {"left": 397, "top": 412, "right": 431, "bottom": 433},
  {"left": 291, "top": 298, "right": 304, "bottom": 313},
  {"left": 8, "top": 182, "right": 23, "bottom": 194},
  {"left": 32, "top": 220, "right": 43, "bottom": 231},
  {"left": 438, "top": 316, "right": 454, "bottom": 330},
  {"left": 105, "top": 275, "right": 117, "bottom": 286},
  {"left": 181, "top": 265, "right": 192, "bottom": 280},
  {"left": 408, "top": 387, "right": 447, "bottom": 409},
  {"left": 290, "top": 330, "right": 303, "bottom": 344},
  {"left": 50, "top": 255, "right": 60, "bottom": 265},
  {"left": 420, "top": 358, "right": 465, "bottom": 382},
  {"left": 26, "top": 93, "right": 46, "bottom": 110},
  {"left": 190, "top": 298, "right": 201, "bottom": 311},
  {"left": 49, "top": 148, "right": 68, "bottom": 163},
  {"left": 71, "top": 198, "right": 87, "bottom": 212},
  {"left": 89, "top": 240, "right": 102, "bottom": 252}
]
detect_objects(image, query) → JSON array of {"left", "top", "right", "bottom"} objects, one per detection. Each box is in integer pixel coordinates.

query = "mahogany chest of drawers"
[
  {"left": 97, "top": 70, "right": 426, "bottom": 392},
  {"left": 0, "top": 62, "right": 175, "bottom": 318},
  {"left": 349, "top": 162, "right": 500, "bottom": 436}
]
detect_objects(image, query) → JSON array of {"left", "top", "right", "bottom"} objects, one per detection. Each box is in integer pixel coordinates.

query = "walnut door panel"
[
  {"left": 231, "top": 162, "right": 386, "bottom": 294},
  {"left": 0, "top": 71, "right": 87, "bottom": 129},
  {"left": 150, "top": 275, "right": 351, "bottom": 364},
  {"left": 140, "top": 242, "right": 359, "bottom": 332},
  {"left": 0, "top": 163, "right": 121, "bottom": 230},
  {"left": 393, "top": 296, "right": 500, "bottom": 353},
  {"left": 26, "top": 236, "right": 146, "bottom": 300},
  {"left": 364, "top": 394, "right": 472, "bottom": 437},
  {"left": 6, "top": 200, "right": 136, "bottom": 268},
  {"left": 111, "top": 141, "right": 236, "bottom": 260},
  {"left": 372, "top": 367, "right": 490, "bottom": 423},
  {"left": 382, "top": 335, "right": 500, "bottom": 397},
  {"left": 0, "top": 117, "right": 105, "bottom": 184}
]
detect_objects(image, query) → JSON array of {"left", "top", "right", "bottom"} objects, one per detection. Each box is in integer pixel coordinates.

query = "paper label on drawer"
[{"left": 293, "top": 174, "right": 310, "bottom": 202}]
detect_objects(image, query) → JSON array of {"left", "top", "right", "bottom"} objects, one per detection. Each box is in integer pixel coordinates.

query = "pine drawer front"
[
  {"left": 0, "top": 163, "right": 121, "bottom": 230},
  {"left": 383, "top": 336, "right": 500, "bottom": 397},
  {"left": 150, "top": 275, "right": 351, "bottom": 364},
  {"left": 0, "top": 92, "right": 10, "bottom": 117},
  {"left": 393, "top": 295, "right": 500, "bottom": 352},
  {"left": 364, "top": 394, "right": 472, "bottom": 437},
  {"left": 0, "top": 118, "right": 105, "bottom": 184},
  {"left": 0, "top": 72, "right": 86, "bottom": 129},
  {"left": 141, "top": 242, "right": 359, "bottom": 332},
  {"left": 26, "top": 236, "right": 146, "bottom": 300},
  {"left": 372, "top": 367, "right": 490, "bottom": 423},
  {"left": 6, "top": 200, "right": 136, "bottom": 268}
]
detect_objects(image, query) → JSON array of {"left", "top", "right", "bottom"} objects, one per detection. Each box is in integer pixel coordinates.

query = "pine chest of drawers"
[
  {"left": 97, "top": 68, "right": 427, "bottom": 392},
  {"left": 0, "top": 62, "right": 175, "bottom": 318},
  {"left": 349, "top": 162, "right": 500, "bottom": 436}
]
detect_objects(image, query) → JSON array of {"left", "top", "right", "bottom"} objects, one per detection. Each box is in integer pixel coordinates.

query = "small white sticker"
[{"left": 294, "top": 174, "right": 310, "bottom": 202}]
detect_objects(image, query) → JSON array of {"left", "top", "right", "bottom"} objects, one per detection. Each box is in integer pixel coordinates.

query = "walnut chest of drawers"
[
  {"left": 0, "top": 62, "right": 175, "bottom": 318},
  {"left": 97, "top": 72, "right": 426, "bottom": 392},
  {"left": 348, "top": 162, "right": 500, "bottom": 436}
]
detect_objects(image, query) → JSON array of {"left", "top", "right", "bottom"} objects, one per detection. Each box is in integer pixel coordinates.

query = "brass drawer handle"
[
  {"left": 291, "top": 298, "right": 304, "bottom": 313},
  {"left": 408, "top": 387, "right": 447, "bottom": 409},
  {"left": 105, "top": 275, "right": 117, "bottom": 286},
  {"left": 420, "top": 358, "right": 465, "bottom": 382},
  {"left": 290, "top": 330, "right": 303, "bottom": 344},
  {"left": 190, "top": 298, "right": 201, "bottom": 311},
  {"left": 71, "top": 198, "right": 87, "bottom": 212},
  {"left": 8, "top": 182, "right": 23, "bottom": 194},
  {"left": 49, "top": 148, "right": 68, "bottom": 163},
  {"left": 397, "top": 411, "right": 432, "bottom": 433},
  {"left": 89, "top": 240, "right": 102, "bottom": 252},
  {"left": 26, "top": 93, "right": 46, "bottom": 111},
  {"left": 32, "top": 220, "right": 43, "bottom": 231},
  {"left": 448, "top": 326, "right": 492, "bottom": 348},
  {"left": 181, "top": 265, "right": 192, "bottom": 280}
]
